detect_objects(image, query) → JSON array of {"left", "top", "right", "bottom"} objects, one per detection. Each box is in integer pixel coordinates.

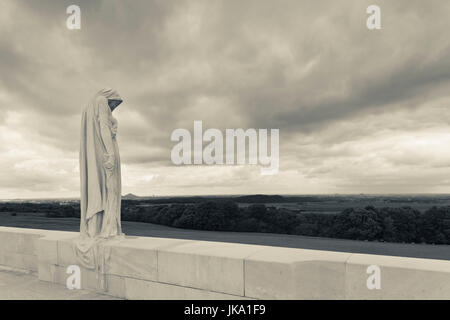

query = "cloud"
[{"left": 1, "top": 0, "right": 450, "bottom": 198}]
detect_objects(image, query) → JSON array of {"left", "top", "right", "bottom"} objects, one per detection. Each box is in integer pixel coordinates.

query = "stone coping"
[{"left": 0, "top": 226, "right": 449, "bottom": 299}]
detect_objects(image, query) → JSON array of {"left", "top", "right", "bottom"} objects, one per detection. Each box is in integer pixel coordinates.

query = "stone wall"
[{"left": 0, "top": 226, "right": 449, "bottom": 299}]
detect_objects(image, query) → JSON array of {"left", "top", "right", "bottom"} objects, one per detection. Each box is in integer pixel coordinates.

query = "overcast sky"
[{"left": 1, "top": 0, "right": 450, "bottom": 198}]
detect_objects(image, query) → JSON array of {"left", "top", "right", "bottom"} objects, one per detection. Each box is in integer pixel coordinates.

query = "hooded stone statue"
[
  {"left": 79, "top": 88, "right": 124, "bottom": 239},
  {"left": 73, "top": 88, "right": 125, "bottom": 288}
]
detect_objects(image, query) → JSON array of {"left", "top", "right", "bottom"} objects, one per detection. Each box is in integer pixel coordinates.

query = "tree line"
[
  {"left": 121, "top": 201, "right": 450, "bottom": 244},
  {"left": 1, "top": 201, "right": 449, "bottom": 244}
]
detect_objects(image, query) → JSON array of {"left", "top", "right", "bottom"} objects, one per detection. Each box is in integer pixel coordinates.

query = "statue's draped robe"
[{"left": 75, "top": 88, "right": 124, "bottom": 282}]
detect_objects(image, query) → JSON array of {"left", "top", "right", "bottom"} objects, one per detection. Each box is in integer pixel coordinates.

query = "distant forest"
[{"left": 1, "top": 198, "right": 450, "bottom": 244}]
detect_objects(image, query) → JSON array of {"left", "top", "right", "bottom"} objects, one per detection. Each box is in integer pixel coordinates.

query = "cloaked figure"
[{"left": 79, "top": 88, "right": 124, "bottom": 239}]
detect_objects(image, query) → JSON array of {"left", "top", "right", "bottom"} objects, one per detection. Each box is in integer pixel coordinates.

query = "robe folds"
[
  {"left": 79, "top": 88, "right": 123, "bottom": 238},
  {"left": 75, "top": 88, "right": 125, "bottom": 277}
]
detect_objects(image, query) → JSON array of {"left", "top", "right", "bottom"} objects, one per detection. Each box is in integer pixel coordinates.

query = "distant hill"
[{"left": 122, "top": 193, "right": 143, "bottom": 200}]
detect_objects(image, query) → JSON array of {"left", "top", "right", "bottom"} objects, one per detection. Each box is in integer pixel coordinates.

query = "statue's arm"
[{"left": 98, "top": 98, "right": 115, "bottom": 171}]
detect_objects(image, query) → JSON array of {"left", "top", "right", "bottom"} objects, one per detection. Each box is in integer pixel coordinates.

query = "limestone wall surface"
[{"left": 0, "top": 226, "right": 449, "bottom": 299}]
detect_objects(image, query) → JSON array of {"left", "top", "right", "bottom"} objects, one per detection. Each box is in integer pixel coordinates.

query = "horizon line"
[{"left": 2, "top": 192, "right": 450, "bottom": 201}]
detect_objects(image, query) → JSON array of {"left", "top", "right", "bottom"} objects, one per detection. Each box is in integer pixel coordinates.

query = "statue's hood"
[{"left": 97, "top": 88, "right": 123, "bottom": 102}]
